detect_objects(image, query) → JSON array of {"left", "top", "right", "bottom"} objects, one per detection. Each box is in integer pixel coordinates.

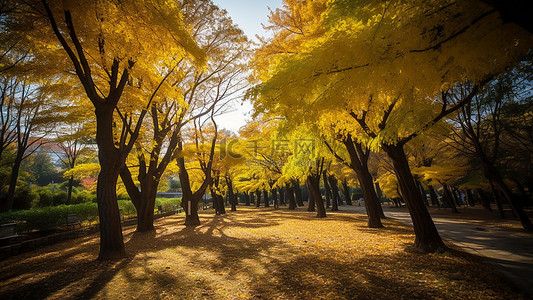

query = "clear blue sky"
[
  {"left": 212, "top": 0, "right": 283, "bottom": 43},
  {"left": 211, "top": 0, "right": 283, "bottom": 133}
]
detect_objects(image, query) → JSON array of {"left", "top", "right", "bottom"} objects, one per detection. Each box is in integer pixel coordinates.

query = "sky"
[{"left": 211, "top": 0, "right": 283, "bottom": 134}]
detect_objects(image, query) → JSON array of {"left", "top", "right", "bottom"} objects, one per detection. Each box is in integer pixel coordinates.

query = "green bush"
[
  {"left": 155, "top": 197, "right": 182, "bottom": 212},
  {"left": 71, "top": 191, "right": 95, "bottom": 204},
  {"left": 53, "top": 191, "right": 68, "bottom": 206},
  {"left": 36, "top": 188, "right": 53, "bottom": 207},
  {"left": 14, "top": 186, "right": 38, "bottom": 210},
  {"left": 0, "top": 197, "right": 182, "bottom": 232},
  {"left": 0, "top": 202, "right": 99, "bottom": 232}
]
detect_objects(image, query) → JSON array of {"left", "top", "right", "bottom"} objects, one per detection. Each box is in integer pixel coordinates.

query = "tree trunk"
[
  {"left": 306, "top": 180, "right": 315, "bottom": 212},
  {"left": 342, "top": 179, "right": 352, "bottom": 205},
  {"left": 286, "top": 184, "right": 296, "bottom": 210},
  {"left": 466, "top": 189, "right": 475, "bottom": 207},
  {"left": 227, "top": 178, "right": 237, "bottom": 212},
  {"left": 4, "top": 152, "right": 23, "bottom": 211},
  {"left": 328, "top": 176, "right": 340, "bottom": 211},
  {"left": 490, "top": 182, "right": 506, "bottom": 218},
  {"left": 279, "top": 187, "right": 285, "bottom": 205},
  {"left": 342, "top": 137, "right": 383, "bottom": 226},
  {"left": 217, "top": 194, "right": 226, "bottom": 214},
  {"left": 443, "top": 184, "right": 459, "bottom": 213},
  {"left": 307, "top": 175, "right": 325, "bottom": 218},
  {"left": 272, "top": 188, "right": 278, "bottom": 209},
  {"left": 263, "top": 190, "right": 269, "bottom": 208},
  {"left": 294, "top": 179, "right": 304, "bottom": 206},
  {"left": 428, "top": 185, "right": 439, "bottom": 207},
  {"left": 323, "top": 171, "right": 331, "bottom": 208},
  {"left": 183, "top": 193, "right": 201, "bottom": 226},
  {"left": 95, "top": 106, "right": 126, "bottom": 260},
  {"left": 383, "top": 143, "right": 445, "bottom": 252},
  {"left": 65, "top": 176, "right": 74, "bottom": 205},
  {"left": 476, "top": 188, "right": 492, "bottom": 211},
  {"left": 244, "top": 192, "right": 250, "bottom": 206},
  {"left": 415, "top": 178, "right": 429, "bottom": 206},
  {"left": 255, "top": 190, "right": 261, "bottom": 208}
]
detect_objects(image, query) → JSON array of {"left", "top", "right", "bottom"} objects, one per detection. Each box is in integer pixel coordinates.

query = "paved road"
[{"left": 339, "top": 205, "right": 533, "bottom": 297}]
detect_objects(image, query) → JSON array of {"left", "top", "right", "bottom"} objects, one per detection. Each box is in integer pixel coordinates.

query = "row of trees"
[
  {"left": 1, "top": 0, "right": 250, "bottom": 259},
  {"left": 1, "top": 0, "right": 532, "bottom": 260},
  {"left": 248, "top": 0, "right": 533, "bottom": 253}
]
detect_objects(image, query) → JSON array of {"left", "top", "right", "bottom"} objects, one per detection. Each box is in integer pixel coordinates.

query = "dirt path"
[{"left": 344, "top": 204, "right": 533, "bottom": 297}]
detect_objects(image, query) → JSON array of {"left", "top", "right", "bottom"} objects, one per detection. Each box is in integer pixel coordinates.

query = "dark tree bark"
[
  {"left": 307, "top": 159, "right": 326, "bottom": 218},
  {"left": 263, "top": 190, "right": 269, "bottom": 207},
  {"left": 244, "top": 192, "right": 250, "bottom": 206},
  {"left": 279, "top": 187, "right": 285, "bottom": 205},
  {"left": 476, "top": 188, "right": 492, "bottom": 211},
  {"left": 255, "top": 190, "right": 261, "bottom": 207},
  {"left": 466, "top": 189, "right": 475, "bottom": 207},
  {"left": 328, "top": 175, "right": 340, "bottom": 211},
  {"left": 226, "top": 177, "right": 237, "bottom": 211},
  {"left": 286, "top": 183, "right": 296, "bottom": 210},
  {"left": 490, "top": 182, "right": 506, "bottom": 218},
  {"left": 5, "top": 152, "right": 23, "bottom": 210},
  {"left": 177, "top": 129, "right": 216, "bottom": 226},
  {"left": 272, "top": 188, "right": 278, "bottom": 209},
  {"left": 415, "top": 178, "right": 429, "bottom": 206},
  {"left": 342, "top": 179, "right": 352, "bottom": 205},
  {"left": 383, "top": 143, "right": 445, "bottom": 252},
  {"left": 428, "top": 185, "right": 439, "bottom": 207},
  {"left": 340, "top": 136, "right": 383, "bottom": 227},
  {"left": 120, "top": 105, "right": 182, "bottom": 232},
  {"left": 322, "top": 171, "right": 332, "bottom": 208},
  {"left": 306, "top": 180, "right": 315, "bottom": 212},
  {"left": 294, "top": 179, "right": 304, "bottom": 206},
  {"left": 442, "top": 184, "right": 459, "bottom": 213}
]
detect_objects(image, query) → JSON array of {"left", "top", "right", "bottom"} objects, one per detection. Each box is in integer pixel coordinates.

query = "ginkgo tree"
[
  {"left": 8, "top": 0, "right": 206, "bottom": 259},
  {"left": 251, "top": 0, "right": 533, "bottom": 252},
  {"left": 118, "top": 0, "right": 250, "bottom": 232}
]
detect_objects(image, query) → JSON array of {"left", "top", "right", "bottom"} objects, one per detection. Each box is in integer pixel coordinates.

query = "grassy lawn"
[{"left": 0, "top": 207, "right": 526, "bottom": 299}]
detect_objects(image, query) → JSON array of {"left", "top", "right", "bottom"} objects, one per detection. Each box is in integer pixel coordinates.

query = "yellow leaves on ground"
[{"left": 0, "top": 207, "right": 525, "bottom": 299}]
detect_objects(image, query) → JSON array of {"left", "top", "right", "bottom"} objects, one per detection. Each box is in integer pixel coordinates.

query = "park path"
[{"left": 339, "top": 205, "right": 533, "bottom": 297}]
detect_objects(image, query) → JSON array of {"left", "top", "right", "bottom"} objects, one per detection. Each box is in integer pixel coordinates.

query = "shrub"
[
  {"left": 53, "top": 191, "right": 68, "bottom": 206},
  {"left": 155, "top": 197, "right": 182, "bottom": 212},
  {"left": 13, "top": 186, "right": 39, "bottom": 210},
  {"left": 0, "top": 202, "right": 99, "bottom": 232},
  {"left": 36, "top": 188, "right": 53, "bottom": 207}
]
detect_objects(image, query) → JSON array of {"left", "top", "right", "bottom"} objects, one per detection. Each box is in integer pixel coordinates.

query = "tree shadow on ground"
[
  {"left": 0, "top": 209, "right": 280, "bottom": 299},
  {"left": 0, "top": 207, "right": 527, "bottom": 299}
]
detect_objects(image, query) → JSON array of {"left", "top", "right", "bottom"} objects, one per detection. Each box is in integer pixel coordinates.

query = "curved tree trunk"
[
  {"left": 342, "top": 137, "right": 383, "bottom": 227},
  {"left": 383, "top": 143, "right": 445, "bottom": 252}
]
